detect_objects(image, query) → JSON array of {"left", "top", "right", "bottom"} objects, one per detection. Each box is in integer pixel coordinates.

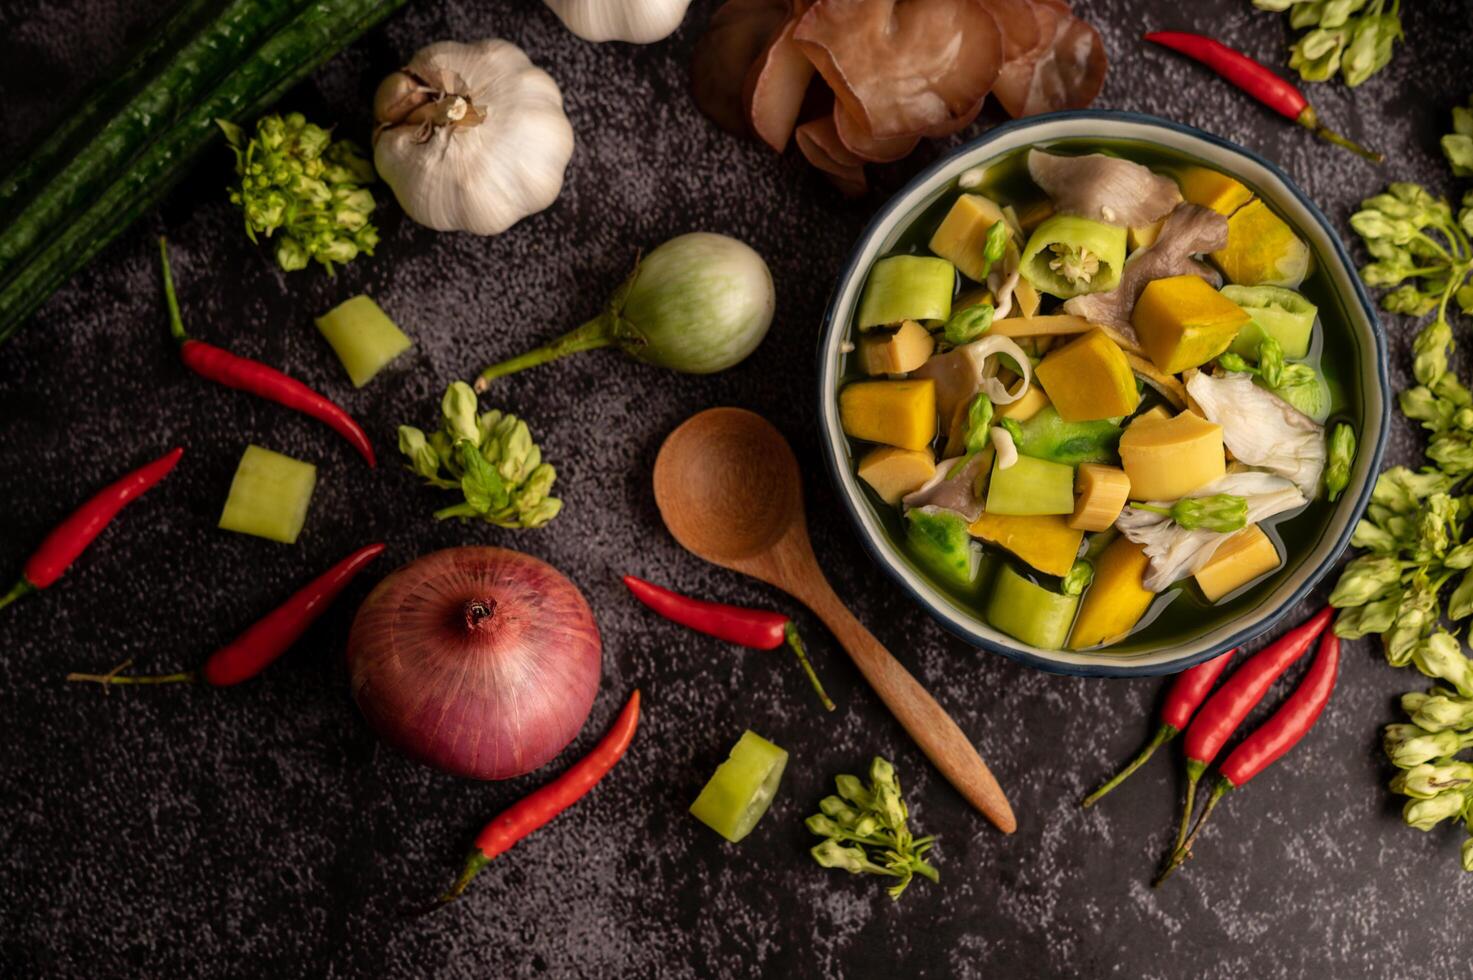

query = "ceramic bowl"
[{"left": 816, "top": 110, "right": 1389, "bottom": 677}]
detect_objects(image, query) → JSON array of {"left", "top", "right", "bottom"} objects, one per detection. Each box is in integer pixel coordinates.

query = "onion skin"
[{"left": 347, "top": 547, "right": 602, "bottom": 780}]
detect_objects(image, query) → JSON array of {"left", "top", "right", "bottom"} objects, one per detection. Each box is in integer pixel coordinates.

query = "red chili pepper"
[
  {"left": 159, "top": 238, "right": 376, "bottom": 467},
  {"left": 1155, "top": 630, "right": 1341, "bottom": 886},
  {"left": 623, "top": 575, "right": 835, "bottom": 711},
  {"left": 66, "top": 542, "right": 385, "bottom": 688},
  {"left": 437, "top": 689, "right": 642, "bottom": 906},
  {"left": 1144, "top": 31, "right": 1384, "bottom": 164},
  {"left": 1081, "top": 648, "right": 1236, "bottom": 808},
  {"left": 1171, "top": 605, "right": 1333, "bottom": 849},
  {"left": 0, "top": 446, "right": 184, "bottom": 612}
]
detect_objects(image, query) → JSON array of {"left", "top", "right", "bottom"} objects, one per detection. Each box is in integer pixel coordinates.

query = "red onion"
[{"left": 346, "top": 547, "right": 602, "bottom": 780}]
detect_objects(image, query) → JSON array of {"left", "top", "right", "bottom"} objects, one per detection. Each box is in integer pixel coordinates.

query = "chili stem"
[
  {"left": 1082, "top": 724, "right": 1174, "bottom": 808},
  {"left": 66, "top": 658, "right": 198, "bottom": 686},
  {"left": 474, "top": 315, "right": 620, "bottom": 392},
  {"left": 158, "top": 237, "right": 189, "bottom": 343},
  {"left": 438, "top": 852, "right": 491, "bottom": 906},
  {"left": 784, "top": 623, "right": 836, "bottom": 712},
  {"left": 0, "top": 580, "right": 33, "bottom": 611},
  {"left": 1155, "top": 779, "right": 1230, "bottom": 887},
  {"left": 1297, "top": 108, "right": 1384, "bottom": 164},
  {"left": 1174, "top": 764, "right": 1204, "bottom": 851}
]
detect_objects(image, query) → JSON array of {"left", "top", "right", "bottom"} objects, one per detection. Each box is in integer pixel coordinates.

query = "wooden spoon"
[{"left": 653, "top": 408, "right": 1016, "bottom": 833}]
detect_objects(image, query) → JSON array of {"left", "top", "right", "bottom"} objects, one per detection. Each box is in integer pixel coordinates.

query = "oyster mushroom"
[
  {"left": 903, "top": 454, "right": 991, "bottom": 522},
  {"left": 1028, "top": 149, "right": 1184, "bottom": 227},
  {"left": 1064, "top": 203, "right": 1229, "bottom": 335}
]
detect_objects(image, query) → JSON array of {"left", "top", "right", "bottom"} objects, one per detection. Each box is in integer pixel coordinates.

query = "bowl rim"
[{"left": 814, "top": 108, "right": 1390, "bottom": 678}]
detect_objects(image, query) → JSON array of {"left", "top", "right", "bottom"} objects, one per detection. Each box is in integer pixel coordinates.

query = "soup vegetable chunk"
[{"left": 837, "top": 143, "right": 1359, "bottom": 652}]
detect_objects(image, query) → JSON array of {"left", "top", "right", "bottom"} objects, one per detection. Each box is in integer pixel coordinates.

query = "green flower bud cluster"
[
  {"left": 219, "top": 113, "right": 379, "bottom": 274},
  {"left": 1386, "top": 689, "right": 1473, "bottom": 866},
  {"left": 1217, "top": 336, "right": 1329, "bottom": 420},
  {"left": 1253, "top": 0, "right": 1403, "bottom": 87},
  {"left": 806, "top": 757, "right": 938, "bottom": 901},
  {"left": 397, "top": 381, "right": 562, "bottom": 529},
  {"left": 1445, "top": 96, "right": 1473, "bottom": 179},
  {"left": 1135, "top": 493, "right": 1249, "bottom": 534}
]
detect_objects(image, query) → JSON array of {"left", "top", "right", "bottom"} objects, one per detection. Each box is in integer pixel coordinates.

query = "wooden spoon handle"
[{"left": 802, "top": 580, "right": 1017, "bottom": 833}]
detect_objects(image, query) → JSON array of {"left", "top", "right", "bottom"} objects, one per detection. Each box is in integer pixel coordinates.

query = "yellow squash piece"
[
  {"left": 857, "top": 446, "right": 937, "bottom": 505},
  {"left": 930, "top": 194, "right": 1010, "bottom": 282},
  {"left": 1132, "top": 274, "right": 1250, "bottom": 374},
  {"left": 1176, "top": 166, "right": 1254, "bottom": 216},
  {"left": 968, "top": 512, "right": 1084, "bottom": 577},
  {"left": 1211, "top": 199, "right": 1311, "bottom": 288},
  {"left": 1069, "top": 537, "right": 1157, "bottom": 649},
  {"left": 1033, "top": 327, "right": 1140, "bottom": 422},
  {"left": 1128, "top": 220, "right": 1164, "bottom": 251},
  {"left": 1195, "top": 525, "right": 1282, "bottom": 602},
  {"left": 1070, "top": 464, "right": 1131, "bottom": 531},
  {"left": 1119, "top": 411, "right": 1226, "bottom": 500},
  {"left": 996, "top": 384, "right": 1051, "bottom": 422},
  {"left": 839, "top": 379, "right": 936, "bottom": 451},
  {"left": 858, "top": 320, "right": 935, "bottom": 375}
]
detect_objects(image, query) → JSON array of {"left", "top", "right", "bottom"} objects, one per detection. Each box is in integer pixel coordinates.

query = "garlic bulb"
[
  {"left": 373, "top": 39, "right": 574, "bottom": 236},
  {"left": 544, "top": 0, "right": 692, "bottom": 43}
]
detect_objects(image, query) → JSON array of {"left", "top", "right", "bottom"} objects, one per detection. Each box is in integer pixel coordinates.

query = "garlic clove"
[{"left": 544, "top": 0, "right": 693, "bottom": 44}]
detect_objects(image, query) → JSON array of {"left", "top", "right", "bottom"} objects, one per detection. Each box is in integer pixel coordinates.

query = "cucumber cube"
[
  {"left": 218, "top": 445, "right": 317, "bottom": 544},
  {"left": 315, "top": 295, "right": 412, "bottom": 388}
]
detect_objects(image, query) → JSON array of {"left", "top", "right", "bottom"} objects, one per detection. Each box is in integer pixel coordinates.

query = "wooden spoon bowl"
[{"left": 654, "top": 408, "right": 1015, "bottom": 832}]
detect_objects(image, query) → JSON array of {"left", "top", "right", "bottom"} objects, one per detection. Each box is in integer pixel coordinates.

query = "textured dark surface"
[{"left": 2, "top": 1, "right": 1471, "bottom": 977}]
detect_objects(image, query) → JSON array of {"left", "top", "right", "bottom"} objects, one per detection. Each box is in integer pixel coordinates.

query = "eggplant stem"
[
  {"left": 66, "top": 658, "right": 198, "bottom": 688},
  {"left": 474, "top": 316, "right": 618, "bottom": 391},
  {"left": 1082, "top": 725, "right": 1174, "bottom": 808}
]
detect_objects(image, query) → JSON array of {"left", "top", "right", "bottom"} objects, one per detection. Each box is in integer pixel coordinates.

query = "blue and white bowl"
[{"left": 816, "top": 110, "right": 1390, "bottom": 677}]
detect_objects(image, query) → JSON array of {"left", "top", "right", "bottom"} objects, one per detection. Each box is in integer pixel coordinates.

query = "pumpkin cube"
[
  {"left": 1069, "top": 463, "right": 1131, "bottom": 531},
  {"left": 930, "top": 194, "right": 1010, "bottom": 282},
  {"left": 968, "top": 512, "right": 1084, "bottom": 577},
  {"left": 1069, "top": 537, "right": 1157, "bottom": 649},
  {"left": 1211, "top": 199, "right": 1311, "bottom": 288},
  {"left": 995, "top": 384, "right": 1051, "bottom": 422},
  {"left": 839, "top": 379, "right": 936, "bottom": 451},
  {"left": 1119, "top": 411, "right": 1225, "bottom": 500},
  {"left": 1128, "top": 220, "right": 1164, "bottom": 251},
  {"left": 1176, "top": 166, "right": 1254, "bottom": 216},
  {"left": 1195, "top": 525, "right": 1281, "bottom": 602},
  {"left": 1132, "top": 274, "right": 1250, "bottom": 374},
  {"left": 1033, "top": 327, "right": 1140, "bottom": 422},
  {"left": 857, "top": 446, "right": 937, "bottom": 505},
  {"left": 858, "top": 320, "right": 935, "bottom": 375}
]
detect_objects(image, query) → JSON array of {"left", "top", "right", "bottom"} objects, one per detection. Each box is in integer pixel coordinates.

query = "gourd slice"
[{"left": 987, "top": 563, "right": 1078, "bottom": 649}]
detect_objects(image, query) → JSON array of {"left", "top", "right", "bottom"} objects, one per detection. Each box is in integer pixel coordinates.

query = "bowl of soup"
[{"left": 817, "top": 111, "right": 1389, "bottom": 676}]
